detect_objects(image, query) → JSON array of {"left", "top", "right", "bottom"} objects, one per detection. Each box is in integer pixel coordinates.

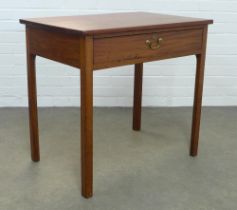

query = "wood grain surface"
[{"left": 28, "top": 27, "right": 81, "bottom": 68}]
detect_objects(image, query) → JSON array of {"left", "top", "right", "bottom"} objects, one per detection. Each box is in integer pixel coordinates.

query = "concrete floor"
[{"left": 0, "top": 107, "right": 236, "bottom": 210}]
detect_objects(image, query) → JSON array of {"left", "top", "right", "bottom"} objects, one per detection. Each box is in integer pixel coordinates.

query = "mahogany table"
[{"left": 20, "top": 12, "right": 213, "bottom": 198}]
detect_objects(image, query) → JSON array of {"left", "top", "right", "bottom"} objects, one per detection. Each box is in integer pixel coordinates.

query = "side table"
[{"left": 20, "top": 12, "right": 213, "bottom": 198}]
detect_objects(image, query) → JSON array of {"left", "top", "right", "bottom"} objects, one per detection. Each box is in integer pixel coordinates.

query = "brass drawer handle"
[{"left": 145, "top": 34, "right": 163, "bottom": 50}]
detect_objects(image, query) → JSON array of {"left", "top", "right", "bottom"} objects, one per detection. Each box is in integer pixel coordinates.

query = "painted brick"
[{"left": 0, "top": 0, "right": 236, "bottom": 107}]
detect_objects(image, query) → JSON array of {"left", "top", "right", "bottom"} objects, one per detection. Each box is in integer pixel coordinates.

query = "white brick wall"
[{"left": 0, "top": 0, "right": 237, "bottom": 107}]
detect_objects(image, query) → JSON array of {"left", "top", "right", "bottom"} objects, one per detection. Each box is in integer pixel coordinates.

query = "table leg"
[
  {"left": 133, "top": 63, "right": 143, "bottom": 131},
  {"left": 80, "top": 68, "right": 93, "bottom": 198},
  {"left": 26, "top": 52, "right": 40, "bottom": 162},
  {"left": 190, "top": 53, "right": 206, "bottom": 156},
  {"left": 190, "top": 26, "right": 208, "bottom": 157},
  {"left": 80, "top": 36, "right": 93, "bottom": 198}
]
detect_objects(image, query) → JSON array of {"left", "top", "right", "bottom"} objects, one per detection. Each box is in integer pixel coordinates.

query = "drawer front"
[{"left": 94, "top": 29, "right": 203, "bottom": 69}]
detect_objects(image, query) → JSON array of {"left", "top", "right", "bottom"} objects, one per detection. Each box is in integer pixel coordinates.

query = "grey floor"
[{"left": 0, "top": 107, "right": 237, "bottom": 210}]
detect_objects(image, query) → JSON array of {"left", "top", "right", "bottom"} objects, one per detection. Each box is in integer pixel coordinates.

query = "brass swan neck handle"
[{"left": 145, "top": 34, "right": 163, "bottom": 50}]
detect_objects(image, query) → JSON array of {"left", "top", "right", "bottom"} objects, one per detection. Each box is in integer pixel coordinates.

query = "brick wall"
[{"left": 0, "top": 0, "right": 236, "bottom": 107}]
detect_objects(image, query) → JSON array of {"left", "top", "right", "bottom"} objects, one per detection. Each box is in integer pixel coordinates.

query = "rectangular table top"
[{"left": 20, "top": 12, "right": 213, "bottom": 35}]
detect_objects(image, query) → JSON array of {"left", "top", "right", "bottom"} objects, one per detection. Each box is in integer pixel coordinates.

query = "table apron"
[
  {"left": 27, "top": 26, "right": 82, "bottom": 68},
  {"left": 26, "top": 26, "right": 205, "bottom": 70}
]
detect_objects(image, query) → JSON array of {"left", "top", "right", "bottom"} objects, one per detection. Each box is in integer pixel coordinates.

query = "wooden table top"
[{"left": 20, "top": 12, "right": 213, "bottom": 35}]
